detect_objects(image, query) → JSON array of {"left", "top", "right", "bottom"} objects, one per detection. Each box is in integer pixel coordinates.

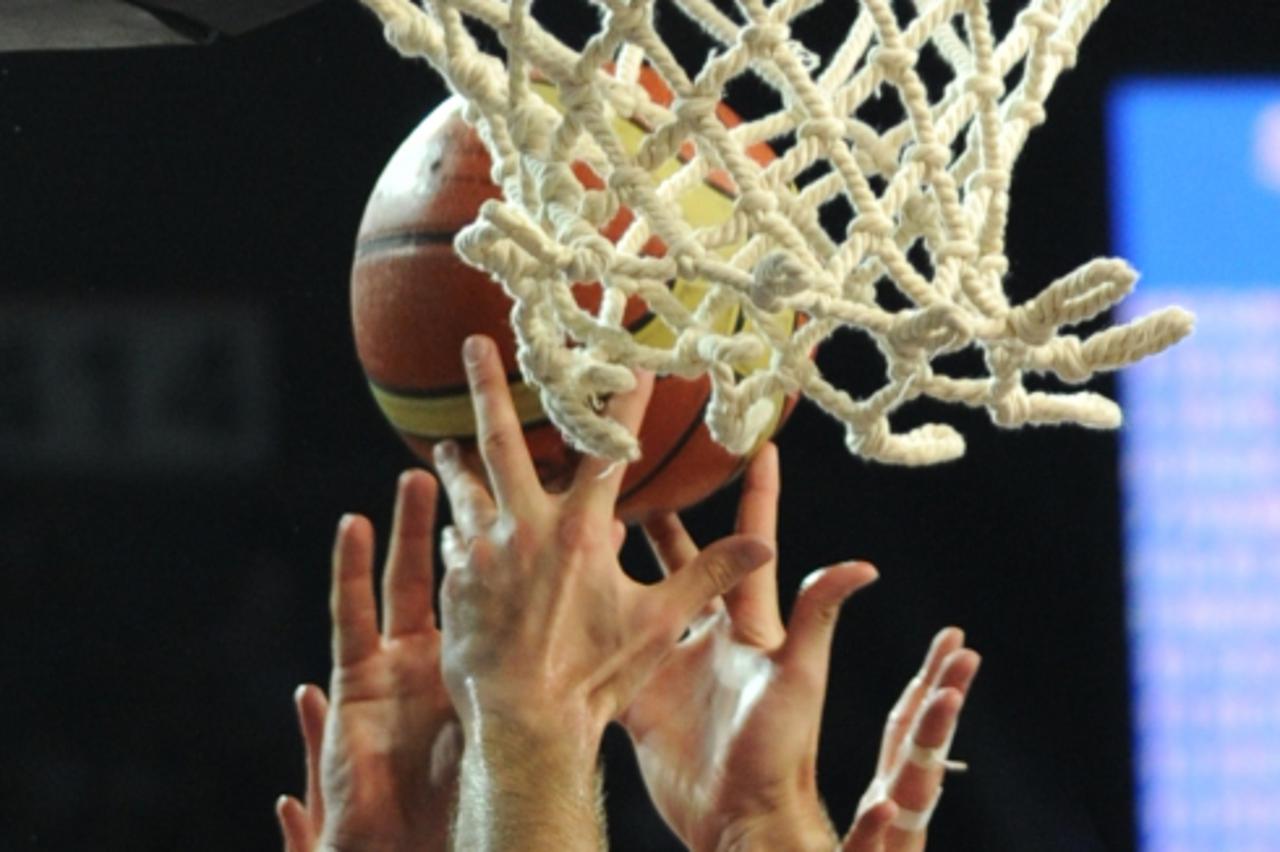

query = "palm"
[
  {"left": 277, "top": 471, "right": 460, "bottom": 852},
  {"left": 323, "top": 630, "right": 457, "bottom": 851},
  {"left": 623, "top": 611, "right": 809, "bottom": 850},
  {"left": 622, "top": 445, "right": 874, "bottom": 852}
]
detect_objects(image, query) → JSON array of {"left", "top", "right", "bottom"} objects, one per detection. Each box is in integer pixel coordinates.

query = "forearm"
[{"left": 454, "top": 715, "right": 606, "bottom": 851}]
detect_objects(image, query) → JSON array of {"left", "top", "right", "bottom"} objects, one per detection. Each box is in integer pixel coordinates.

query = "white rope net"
[{"left": 358, "top": 0, "right": 1194, "bottom": 465}]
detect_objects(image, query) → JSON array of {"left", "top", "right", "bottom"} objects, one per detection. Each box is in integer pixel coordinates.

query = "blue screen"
[{"left": 1109, "top": 79, "right": 1280, "bottom": 849}]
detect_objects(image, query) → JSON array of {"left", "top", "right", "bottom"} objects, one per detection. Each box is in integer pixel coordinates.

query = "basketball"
[{"left": 351, "top": 70, "right": 796, "bottom": 522}]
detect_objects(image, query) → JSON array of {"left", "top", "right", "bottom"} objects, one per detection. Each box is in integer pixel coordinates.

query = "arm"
[
  {"left": 434, "top": 334, "right": 773, "bottom": 851},
  {"left": 276, "top": 470, "right": 461, "bottom": 852}
]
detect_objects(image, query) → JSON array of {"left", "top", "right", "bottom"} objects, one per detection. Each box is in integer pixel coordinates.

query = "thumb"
[
  {"left": 658, "top": 534, "right": 773, "bottom": 631},
  {"left": 779, "top": 562, "right": 878, "bottom": 686}
]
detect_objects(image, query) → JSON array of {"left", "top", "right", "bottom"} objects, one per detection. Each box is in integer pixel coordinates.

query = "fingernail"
[
  {"left": 338, "top": 513, "right": 354, "bottom": 533},
  {"left": 434, "top": 440, "right": 459, "bottom": 464},
  {"left": 275, "top": 795, "right": 288, "bottom": 813},
  {"left": 463, "top": 335, "right": 488, "bottom": 367},
  {"left": 799, "top": 567, "right": 827, "bottom": 593},
  {"left": 293, "top": 684, "right": 307, "bottom": 704},
  {"left": 739, "top": 537, "right": 775, "bottom": 567}
]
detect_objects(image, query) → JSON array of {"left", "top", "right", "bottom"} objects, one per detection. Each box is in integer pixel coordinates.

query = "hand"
[
  {"left": 621, "top": 443, "right": 881, "bottom": 852},
  {"left": 845, "top": 628, "right": 980, "bottom": 852},
  {"left": 276, "top": 470, "right": 461, "bottom": 852},
  {"left": 433, "top": 334, "right": 774, "bottom": 850}
]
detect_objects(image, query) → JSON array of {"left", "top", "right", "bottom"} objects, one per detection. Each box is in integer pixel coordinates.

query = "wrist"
[
  {"left": 455, "top": 712, "right": 606, "bottom": 852},
  {"left": 465, "top": 708, "right": 603, "bottom": 785},
  {"left": 714, "top": 801, "right": 839, "bottom": 852}
]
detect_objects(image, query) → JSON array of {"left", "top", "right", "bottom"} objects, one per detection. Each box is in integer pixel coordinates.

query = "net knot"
[
  {"left": 606, "top": 1, "right": 649, "bottom": 35},
  {"left": 869, "top": 46, "right": 918, "bottom": 79},
  {"left": 670, "top": 238, "right": 705, "bottom": 279},
  {"left": 508, "top": 103, "right": 550, "bottom": 153},
  {"left": 1018, "top": 8, "right": 1060, "bottom": 34},
  {"left": 1011, "top": 99, "right": 1048, "bottom": 126},
  {"left": 851, "top": 212, "right": 895, "bottom": 239},
  {"left": 558, "top": 80, "right": 597, "bottom": 115},
  {"left": 740, "top": 22, "right": 789, "bottom": 53},
  {"left": 798, "top": 116, "right": 845, "bottom": 143},
  {"left": 607, "top": 164, "right": 650, "bottom": 198},
  {"left": 735, "top": 188, "right": 778, "bottom": 217},
  {"left": 673, "top": 94, "right": 719, "bottom": 130},
  {"left": 751, "top": 251, "right": 810, "bottom": 311},
  {"left": 1049, "top": 37, "right": 1078, "bottom": 68},
  {"left": 967, "top": 168, "right": 1011, "bottom": 193},
  {"left": 937, "top": 240, "right": 979, "bottom": 263},
  {"left": 964, "top": 73, "right": 1005, "bottom": 101},
  {"left": 905, "top": 141, "right": 951, "bottom": 171},
  {"left": 565, "top": 234, "right": 614, "bottom": 281}
]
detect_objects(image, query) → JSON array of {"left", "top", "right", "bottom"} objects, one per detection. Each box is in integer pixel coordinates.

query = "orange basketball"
[{"left": 351, "top": 71, "right": 796, "bottom": 522}]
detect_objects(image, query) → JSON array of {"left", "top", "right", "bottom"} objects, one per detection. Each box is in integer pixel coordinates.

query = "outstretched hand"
[
  {"left": 276, "top": 471, "right": 460, "bottom": 852},
  {"left": 846, "top": 628, "right": 980, "bottom": 852},
  {"left": 433, "top": 334, "right": 775, "bottom": 850},
  {"left": 621, "top": 443, "right": 881, "bottom": 852}
]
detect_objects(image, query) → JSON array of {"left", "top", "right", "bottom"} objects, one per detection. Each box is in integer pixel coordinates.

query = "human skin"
[
  {"left": 276, "top": 470, "right": 460, "bottom": 852},
  {"left": 433, "top": 334, "right": 775, "bottom": 851},
  {"left": 622, "top": 443, "right": 982, "bottom": 852}
]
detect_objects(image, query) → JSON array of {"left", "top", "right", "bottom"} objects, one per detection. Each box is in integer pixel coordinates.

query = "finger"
[
  {"left": 610, "top": 518, "right": 627, "bottom": 554},
  {"left": 654, "top": 534, "right": 773, "bottom": 636},
  {"left": 937, "top": 648, "right": 981, "bottom": 699},
  {"left": 462, "top": 335, "right": 542, "bottom": 511},
  {"left": 331, "top": 515, "right": 379, "bottom": 667},
  {"left": 440, "top": 525, "right": 468, "bottom": 572},
  {"left": 294, "top": 684, "right": 328, "bottom": 831},
  {"left": 724, "top": 443, "right": 785, "bottom": 648},
  {"left": 642, "top": 512, "right": 699, "bottom": 576},
  {"left": 383, "top": 469, "right": 440, "bottom": 637},
  {"left": 879, "top": 627, "right": 964, "bottom": 775},
  {"left": 276, "top": 795, "right": 316, "bottom": 852},
  {"left": 643, "top": 511, "right": 723, "bottom": 619},
  {"left": 433, "top": 439, "right": 497, "bottom": 539},
  {"left": 884, "top": 688, "right": 965, "bottom": 845},
  {"left": 570, "top": 370, "right": 655, "bottom": 511},
  {"left": 777, "top": 562, "right": 879, "bottom": 687},
  {"left": 843, "top": 798, "right": 897, "bottom": 852}
]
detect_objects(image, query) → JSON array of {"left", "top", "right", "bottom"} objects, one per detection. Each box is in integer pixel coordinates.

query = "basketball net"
[{"left": 356, "top": 0, "right": 1194, "bottom": 465}]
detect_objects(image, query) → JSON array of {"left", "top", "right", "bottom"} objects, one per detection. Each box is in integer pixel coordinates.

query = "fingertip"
[
  {"left": 735, "top": 534, "right": 776, "bottom": 571},
  {"left": 924, "top": 686, "right": 965, "bottom": 724},
  {"left": 398, "top": 466, "right": 437, "bottom": 496},
  {"left": 463, "top": 333, "right": 493, "bottom": 368},
  {"left": 940, "top": 647, "right": 982, "bottom": 694},
  {"left": 871, "top": 798, "right": 899, "bottom": 829},
  {"left": 800, "top": 560, "right": 878, "bottom": 598},
  {"left": 336, "top": 513, "right": 372, "bottom": 542},
  {"left": 293, "top": 683, "right": 307, "bottom": 706}
]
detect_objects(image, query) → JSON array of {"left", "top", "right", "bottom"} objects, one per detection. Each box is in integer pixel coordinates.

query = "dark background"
[{"left": 0, "top": 2, "right": 1274, "bottom": 850}]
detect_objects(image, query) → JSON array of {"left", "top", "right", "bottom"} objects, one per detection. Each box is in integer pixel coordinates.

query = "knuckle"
[
  {"left": 495, "top": 517, "right": 539, "bottom": 560},
  {"left": 479, "top": 424, "right": 514, "bottom": 458},
  {"left": 555, "top": 511, "right": 603, "bottom": 552}
]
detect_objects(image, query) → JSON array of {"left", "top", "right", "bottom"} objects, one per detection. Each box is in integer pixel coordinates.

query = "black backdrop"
[{"left": 0, "top": 2, "right": 1274, "bottom": 850}]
